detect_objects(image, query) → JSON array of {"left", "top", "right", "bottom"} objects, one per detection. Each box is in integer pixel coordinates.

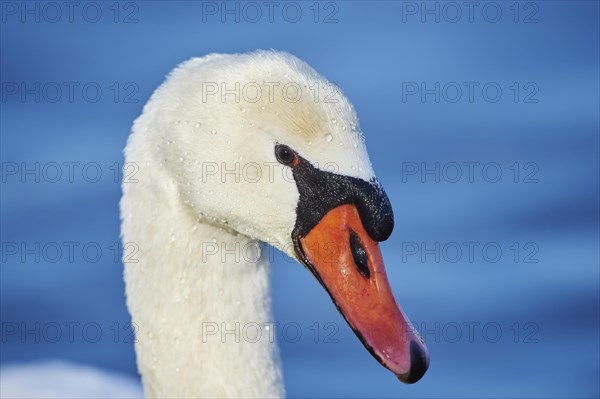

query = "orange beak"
[{"left": 294, "top": 204, "right": 429, "bottom": 383}]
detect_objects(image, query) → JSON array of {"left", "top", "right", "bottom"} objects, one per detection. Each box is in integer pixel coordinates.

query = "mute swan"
[{"left": 120, "top": 50, "right": 429, "bottom": 398}]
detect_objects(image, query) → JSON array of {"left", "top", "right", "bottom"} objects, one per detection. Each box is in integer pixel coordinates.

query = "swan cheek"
[{"left": 294, "top": 204, "right": 429, "bottom": 383}]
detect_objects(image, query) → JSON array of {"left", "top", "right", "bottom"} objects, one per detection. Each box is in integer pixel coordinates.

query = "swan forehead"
[
  {"left": 172, "top": 51, "right": 375, "bottom": 180},
  {"left": 240, "top": 91, "right": 374, "bottom": 181}
]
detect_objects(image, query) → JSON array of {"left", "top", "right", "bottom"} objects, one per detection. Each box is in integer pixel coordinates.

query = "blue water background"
[{"left": 1, "top": 1, "right": 598, "bottom": 397}]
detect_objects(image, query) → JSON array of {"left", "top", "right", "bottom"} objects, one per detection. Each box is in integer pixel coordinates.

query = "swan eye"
[{"left": 275, "top": 144, "right": 296, "bottom": 166}]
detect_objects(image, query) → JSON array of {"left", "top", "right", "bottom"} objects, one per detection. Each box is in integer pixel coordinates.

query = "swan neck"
[{"left": 122, "top": 182, "right": 284, "bottom": 397}]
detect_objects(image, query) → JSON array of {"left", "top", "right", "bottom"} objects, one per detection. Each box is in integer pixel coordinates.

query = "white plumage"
[{"left": 121, "top": 50, "right": 377, "bottom": 398}]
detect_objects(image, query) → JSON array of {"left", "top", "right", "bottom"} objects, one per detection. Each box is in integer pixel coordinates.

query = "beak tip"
[{"left": 397, "top": 340, "right": 429, "bottom": 384}]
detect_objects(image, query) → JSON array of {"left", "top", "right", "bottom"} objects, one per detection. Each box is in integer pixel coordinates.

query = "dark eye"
[{"left": 275, "top": 144, "right": 296, "bottom": 165}]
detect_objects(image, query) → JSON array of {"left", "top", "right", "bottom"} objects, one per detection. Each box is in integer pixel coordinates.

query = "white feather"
[{"left": 0, "top": 361, "right": 143, "bottom": 399}]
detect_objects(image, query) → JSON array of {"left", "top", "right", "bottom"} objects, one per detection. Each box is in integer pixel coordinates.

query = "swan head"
[{"left": 130, "top": 50, "right": 429, "bottom": 383}]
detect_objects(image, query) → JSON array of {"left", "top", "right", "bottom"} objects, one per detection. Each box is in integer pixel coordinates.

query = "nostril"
[
  {"left": 349, "top": 229, "right": 370, "bottom": 279},
  {"left": 405, "top": 340, "right": 429, "bottom": 384}
]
